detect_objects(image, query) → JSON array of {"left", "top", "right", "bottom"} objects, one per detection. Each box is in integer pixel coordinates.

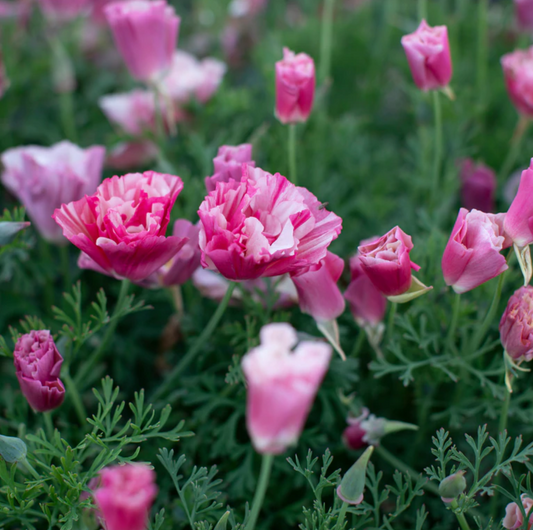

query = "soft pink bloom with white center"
[
  {"left": 53, "top": 171, "right": 186, "bottom": 282},
  {"left": 104, "top": 0, "right": 180, "bottom": 82},
  {"left": 291, "top": 252, "right": 345, "bottom": 322},
  {"left": 500, "top": 286, "right": 533, "bottom": 362},
  {"left": 275, "top": 47, "right": 315, "bottom": 124},
  {"left": 205, "top": 144, "right": 255, "bottom": 193},
  {"left": 503, "top": 495, "right": 533, "bottom": 530},
  {"left": 36, "top": 0, "right": 91, "bottom": 19},
  {"left": 106, "top": 141, "right": 158, "bottom": 171},
  {"left": 345, "top": 253, "right": 387, "bottom": 328},
  {"left": 358, "top": 227, "right": 419, "bottom": 297},
  {"left": 1, "top": 141, "right": 105, "bottom": 244},
  {"left": 502, "top": 47, "right": 533, "bottom": 119},
  {"left": 515, "top": 0, "right": 533, "bottom": 32},
  {"left": 401, "top": 20, "right": 452, "bottom": 91},
  {"left": 198, "top": 164, "right": 342, "bottom": 281},
  {"left": 93, "top": 464, "right": 157, "bottom": 530},
  {"left": 13, "top": 331, "right": 65, "bottom": 413},
  {"left": 442, "top": 209, "right": 511, "bottom": 294},
  {"left": 505, "top": 160, "right": 533, "bottom": 246},
  {"left": 459, "top": 159, "right": 496, "bottom": 213},
  {"left": 242, "top": 323, "right": 331, "bottom": 454}
]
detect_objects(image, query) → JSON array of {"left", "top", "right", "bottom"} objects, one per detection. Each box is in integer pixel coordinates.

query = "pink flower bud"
[
  {"left": 515, "top": 0, "right": 533, "bottom": 32},
  {"left": 242, "top": 323, "right": 331, "bottom": 454},
  {"left": 503, "top": 495, "right": 533, "bottom": 529},
  {"left": 13, "top": 331, "right": 65, "bottom": 413},
  {"left": 1, "top": 141, "right": 106, "bottom": 244},
  {"left": 401, "top": 20, "right": 452, "bottom": 91},
  {"left": 500, "top": 286, "right": 533, "bottom": 362},
  {"left": 504, "top": 159, "right": 533, "bottom": 247},
  {"left": 358, "top": 227, "right": 419, "bottom": 297},
  {"left": 205, "top": 144, "right": 255, "bottom": 193},
  {"left": 93, "top": 464, "right": 157, "bottom": 530},
  {"left": 502, "top": 47, "right": 533, "bottom": 119},
  {"left": 442, "top": 209, "right": 511, "bottom": 294},
  {"left": 104, "top": 0, "right": 180, "bottom": 82},
  {"left": 345, "top": 253, "right": 387, "bottom": 327},
  {"left": 53, "top": 171, "right": 187, "bottom": 282},
  {"left": 275, "top": 47, "right": 315, "bottom": 124},
  {"left": 291, "top": 252, "right": 345, "bottom": 322},
  {"left": 459, "top": 159, "right": 496, "bottom": 213},
  {"left": 342, "top": 417, "right": 369, "bottom": 451}
]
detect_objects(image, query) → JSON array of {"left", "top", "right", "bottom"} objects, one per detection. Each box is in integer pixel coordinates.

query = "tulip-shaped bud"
[
  {"left": 205, "top": 144, "right": 255, "bottom": 193},
  {"left": 502, "top": 48, "right": 533, "bottom": 119},
  {"left": 442, "top": 209, "right": 511, "bottom": 294},
  {"left": 401, "top": 20, "right": 452, "bottom": 91},
  {"left": 242, "top": 323, "right": 331, "bottom": 454},
  {"left": 459, "top": 159, "right": 496, "bottom": 213},
  {"left": 503, "top": 495, "right": 533, "bottom": 530},
  {"left": 1, "top": 141, "right": 105, "bottom": 244},
  {"left": 337, "top": 446, "right": 374, "bottom": 505},
  {"left": 515, "top": 0, "right": 533, "bottom": 32},
  {"left": 275, "top": 47, "right": 315, "bottom": 124},
  {"left": 358, "top": 226, "right": 431, "bottom": 302},
  {"left": 93, "top": 464, "right": 157, "bottom": 530},
  {"left": 438, "top": 471, "right": 467, "bottom": 503},
  {"left": 500, "top": 286, "right": 533, "bottom": 363},
  {"left": 104, "top": 0, "right": 180, "bottom": 82},
  {"left": 13, "top": 331, "right": 65, "bottom": 413}
]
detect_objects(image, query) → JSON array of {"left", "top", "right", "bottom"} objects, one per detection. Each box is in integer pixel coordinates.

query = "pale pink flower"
[
  {"left": 503, "top": 495, "right": 533, "bottom": 530},
  {"left": 205, "top": 144, "right": 255, "bottom": 193},
  {"left": 502, "top": 47, "right": 533, "bottom": 119}
]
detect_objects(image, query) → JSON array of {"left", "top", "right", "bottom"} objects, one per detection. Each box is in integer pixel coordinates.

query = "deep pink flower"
[
  {"left": 442, "top": 209, "right": 511, "bottom": 294},
  {"left": 504, "top": 159, "right": 533, "bottom": 247},
  {"left": 345, "top": 253, "right": 387, "bottom": 328},
  {"left": 502, "top": 47, "right": 533, "bottom": 119},
  {"left": 1, "top": 141, "right": 105, "bottom": 244},
  {"left": 343, "top": 417, "right": 369, "bottom": 451},
  {"left": 515, "top": 0, "right": 533, "bottom": 32},
  {"left": 503, "top": 495, "right": 533, "bottom": 530},
  {"left": 13, "top": 331, "right": 65, "bottom": 413},
  {"left": 291, "top": 252, "right": 345, "bottom": 322},
  {"left": 275, "top": 47, "right": 315, "bottom": 124},
  {"left": 459, "top": 159, "right": 496, "bottom": 213},
  {"left": 198, "top": 164, "right": 342, "bottom": 281},
  {"left": 242, "top": 323, "right": 331, "bottom": 454},
  {"left": 205, "top": 144, "right": 255, "bottom": 193},
  {"left": 93, "top": 464, "right": 157, "bottom": 530},
  {"left": 500, "top": 286, "right": 533, "bottom": 362},
  {"left": 105, "top": 0, "right": 180, "bottom": 82},
  {"left": 53, "top": 171, "right": 186, "bottom": 282},
  {"left": 358, "top": 227, "right": 419, "bottom": 297},
  {"left": 401, "top": 20, "right": 452, "bottom": 91},
  {"left": 36, "top": 0, "right": 91, "bottom": 19}
]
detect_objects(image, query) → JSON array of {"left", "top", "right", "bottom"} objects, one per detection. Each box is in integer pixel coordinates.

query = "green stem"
[
  {"left": 60, "top": 245, "right": 71, "bottom": 293},
  {"left": 60, "top": 89, "right": 77, "bottom": 143},
  {"left": 431, "top": 90, "right": 443, "bottom": 206},
  {"left": 351, "top": 329, "right": 366, "bottom": 358},
  {"left": 334, "top": 502, "right": 349, "bottom": 530},
  {"left": 375, "top": 445, "right": 440, "bottom": 496},
  {"left": 288, "top": 124, "right": 298, "bottom": 185},
  {"left": 418, "top": 0, "right": 427, "bottom": 20},
  {"left": 447, "top": 292, "right": 461, "bottom": 350},
  {"left": 74, "top": 279, "right": 130, "bottom": 386},
  {"left": 39, "top": 238, "right": 54, "bottom": 311},
  {"left": 22, "top": 458, "right": 41, "bottom": 480},
  {"left": 151, "top": 282, "right": 237, "bottom": 402},
  {"left": 245, "top": 454, "right": 274, "bottom": 530},
  {"left": 64, "top": 370, "right": 87, "bottom": 425},
  {"left": 386, "top": 302, "right": 397, "bottom": 343},
  {"left": 453, "top": 510, "right": 472, "bottom": 530},
  {"left": 319, "top": 0, "right": 336, "bottom": 84},
  {"left": 499, "top": 389, "right": 511, "bottom": 434},
  {"left": 499, "top": 115, "right": 529, "bottom": 182},
  {"left": 476, "top": 0, "right": 488, "bottom": 108},
  {"left": 43, "top": 412, "right": 54, "bottom": 439}
]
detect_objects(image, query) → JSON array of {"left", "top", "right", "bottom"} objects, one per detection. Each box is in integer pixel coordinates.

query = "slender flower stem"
[
  {"left": 43, "top": 412, "right": 54, "bottom": 439},
  {"left": 63, "top": 370, "right": 87, "bottom": 425},
  {"left": 75, "top": 279, "right": 130, "bottom": 386},
  {"left": 60, "top": 89, "right": 77, "bottom": 143},
  {"left": 39, "top": 238, "right": 54, "bottom": 311},
  {"left": 22, "top": 458, "right": 41, "bottom": 480},
  {"left": 418, "top": 0, "right": 427, "bottom": 20},
  {"left": 288, "top": 124, "right": 298, "bottom": 185},
  {"left": 151, "top": 282, "right": 237, "bottom": 402},
  {"left": 476, "top": 0, "right": 488, "bottom": 108},
  {"left": 245, "top": 454, "right": 274, "bottom": 530},
  {"left": 499, "top": 389, "right": 512, "bottom": 434},
  {"left": 319, "top": 0, "right": 336, "bottom": 84},
  {"left": 60, "top": 245, "right": 71, "bottom": 294},
  {"left": 431, "top": 90, "right": 443, "bottom": 206},
  {"left": 334, "top": 502, "right": 349, "bottom": 530},
  {"left": 386, "top": 302, "right": 397, "bottom": 343},
  {"left": 451, "top": 500, "right": 472, "bottom": 530},
  {"left": 446, "top": 292, "right": 461, "bottom": 350},
  {"left": 499, "top": 115, "right": 529, "bottom": 182}
]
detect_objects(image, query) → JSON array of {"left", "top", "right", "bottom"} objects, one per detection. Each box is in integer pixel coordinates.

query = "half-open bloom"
[
  {"left": 205, "top": 144, "right": 255, "bottom": 193},
  {"left": 503, "top": 495, "right": 533, "bottom": 530},
  {"left": 502, "top": 47, "right": 533, "bottom": 119},
  {"left": 500, "top": 286, "right": 533, "bottom": 362}
]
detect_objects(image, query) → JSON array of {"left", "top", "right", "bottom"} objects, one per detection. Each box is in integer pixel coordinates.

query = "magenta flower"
[
  {"left": 459, "top": 159, "right": 496, "bottom": 213},
  {"left": 442, "top": 209, "right": 511, "bottom": 294},
  {"left": 275, "top": 47, "right": 315, "bottom": 124},
  {"left": 53, "top": 171, "right": 186, "bottom": 282},
  {"left": 503, "top": 495, "right": 533, "bottom": 529},
  {"left": 500, "top": 286, "right": 533, "bottom": 362},
  {"left": 242, "top": 323, "right": 331, "bottom": 454},
  {"left": 1, "top": 141, "right": 105, "bottom": 244},
  {"left": 342, "top": 416, "right": 369, "bottom": 451},
  {"left": 105, "top": 0, "right": 180, "bottom": 82},
  {"left": 198, "top": 164, "right": 342, "bottom": 281},
  {"left": 291, "top": 252, "right": 345, "bottom": 322},
  {"left": 358, "top": 227, "right": 419, "bottom": 297},
  {"left": 93, "top": 464, "right": 157, "bottom": 530},
  {"left": 502, "top": 47, "right": 533, "bottom": 119},
  {"left": 505, "top": 160, "right": 533, "bottom": 247},
  {"left": 401, "top": 20, "right": 452, "bottom": 91},
  {"left": 13, "top": 331, "right": 65, "bottom": 413},
  {"left": 205, "top": 144, "right": 255, "bottom": 193},
  {"left": 515, "top": 0, "right": 533, "bottom": 32}
]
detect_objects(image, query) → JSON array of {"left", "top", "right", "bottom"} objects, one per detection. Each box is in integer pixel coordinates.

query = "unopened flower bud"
[
  {"left": 438, "top": 470, "right": 467, "bottom": 503},
  {"left": 337, "top": 446, "right": 374, "bottom": 505}
]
